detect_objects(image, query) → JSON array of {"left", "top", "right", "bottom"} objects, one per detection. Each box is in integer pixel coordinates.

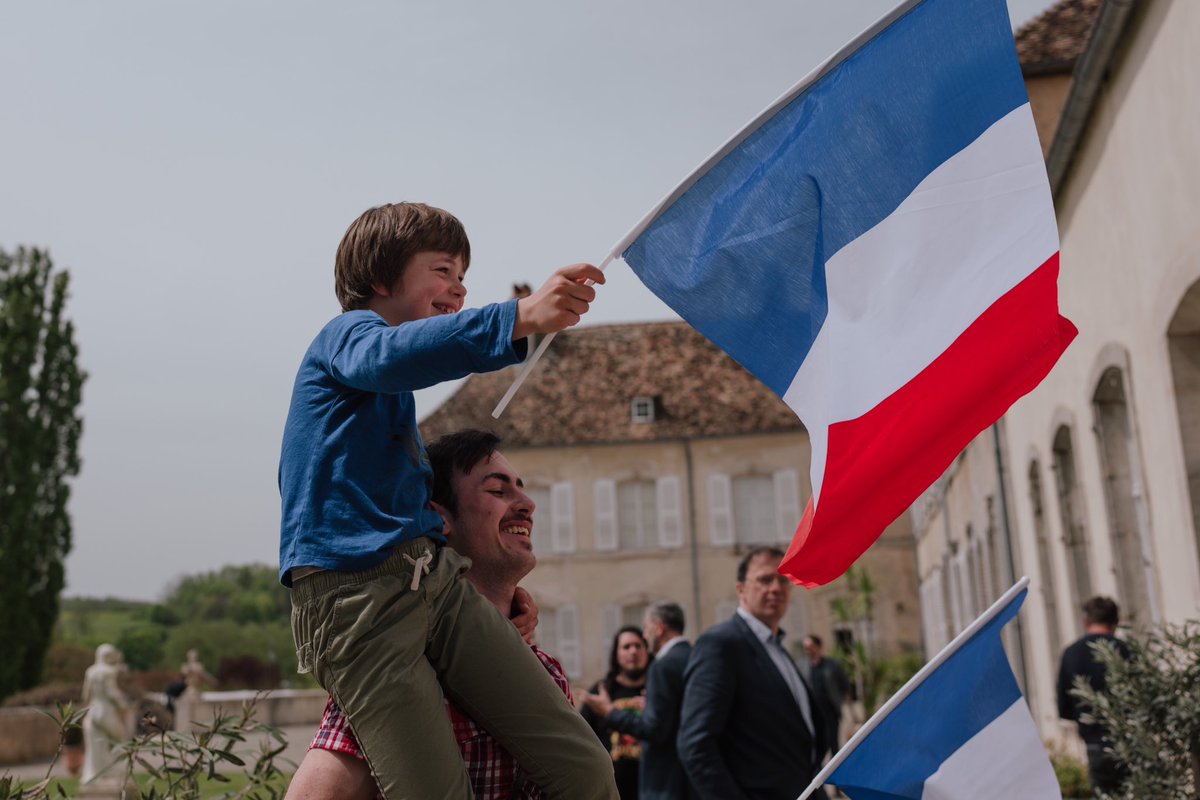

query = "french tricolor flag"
[
  {"left": 621, "top": 0, "right": 1076, "bottom": 586},
  {"left": 799, "top": 578, "right": 1060, "bottom": 799}
]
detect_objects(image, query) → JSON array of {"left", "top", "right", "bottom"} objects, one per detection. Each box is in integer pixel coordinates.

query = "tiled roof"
[
  {"left": 1015, "top": 0, "right": 1103, "bottom": 74},
  {"left": 420, "top": 322, "right": 804, "bottom": 447}
]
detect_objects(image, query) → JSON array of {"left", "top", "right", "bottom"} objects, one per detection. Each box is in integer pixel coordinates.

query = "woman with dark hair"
[{"left": 581, "top": 625, "right": 652, "bottom": 799}]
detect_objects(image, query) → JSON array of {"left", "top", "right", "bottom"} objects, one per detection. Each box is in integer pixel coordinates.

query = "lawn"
[{"left": 21, "top": 772, "right": 290, "bottom": 798}]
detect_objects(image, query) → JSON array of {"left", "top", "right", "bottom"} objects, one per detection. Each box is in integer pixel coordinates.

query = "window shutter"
[
  {"left": 601, "top": 604, "right": 621, "bottom": 646},
  {"left": 551, "top": 482, "right": 576, "bottom": 553},
  {"left": 556, "top": 604, "right": 582, "bottom": 679},
  {"left": 708, "top": 473, "right": 733, "bottom": 546},
  {"left": 594, "top": 480, "right": 617, "bottom": 551},
  {"left": 773, "top": 469, "right": 801, "bottom": 543},
  {"left": 656, "top": 475, "right": 683, "bottom": 549}
]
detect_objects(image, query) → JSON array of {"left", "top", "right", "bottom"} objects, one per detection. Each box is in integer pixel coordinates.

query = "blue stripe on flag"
[
  {"left": 827, "top": 589, "right": 1027, "bottom": 795},
  {"left": 623, "top": 0, "right": 1026, "bottom": 395}
]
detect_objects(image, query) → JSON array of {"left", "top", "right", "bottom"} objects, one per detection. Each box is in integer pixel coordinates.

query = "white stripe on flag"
[
  {"left": 920, "top": 699, "right": 1060, "bottom": 799},
  {"left": 783, "top": 102, "right": 1057, "bottom": 502}
]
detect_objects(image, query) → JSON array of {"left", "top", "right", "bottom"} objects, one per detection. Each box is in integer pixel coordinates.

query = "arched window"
[
  {"left": 1028, "top": 459, "right": 1062, "bottom": 656},
  {"left": 1051, "top": 424, "right": 1092, "bottom": 633},
  {"left": 1167, "top": 277, "right": 1200, "bottom": 573},
  {"left": 1093, "top": 366, "right": 1158, "bottom": 625}
]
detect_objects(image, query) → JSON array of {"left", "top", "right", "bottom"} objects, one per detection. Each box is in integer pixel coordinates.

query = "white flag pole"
[{"left": 796, "top": 576, "right": 1031, "bottom": 800}]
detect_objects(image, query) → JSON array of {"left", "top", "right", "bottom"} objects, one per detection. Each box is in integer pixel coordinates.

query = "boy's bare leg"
[{"left": 429, "top": 548, "right": 618, "bottom": 800}]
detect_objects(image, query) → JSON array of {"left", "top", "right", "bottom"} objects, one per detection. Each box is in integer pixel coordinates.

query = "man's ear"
[
  {"left": 430, "top": 500, "right": 453, "bottom": 538},
  {"left": 371, "top": 281, "right": 393, "bottom": 298}
]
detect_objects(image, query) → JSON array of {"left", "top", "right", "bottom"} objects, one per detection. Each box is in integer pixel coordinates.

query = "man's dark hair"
[
  {"left": 1082, "top": 596, "right": 1120, "bottom": 628},
  {"left": 805, "top": 633, "right": 823, "bottom": 648},
  {"left": 427, "top": 429, "right": 501, "bottom": 516},
  {"left": 604, "top": 625, "right": 650, "bottom": 688},
  {"left": 647, "top": 601, "right": 685, "bottom": 634},
  {"left": 736, "top": 545, "right": 786, "bottom": 583}
]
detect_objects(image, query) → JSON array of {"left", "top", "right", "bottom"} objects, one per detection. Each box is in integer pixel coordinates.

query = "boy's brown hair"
[{"left": 334, "top": 202, "right": 471, "bottom": 312}]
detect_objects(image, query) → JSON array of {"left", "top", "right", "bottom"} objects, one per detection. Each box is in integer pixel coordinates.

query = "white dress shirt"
[{"left": 737, "top": 607, "right": 815, "bottom": 737}]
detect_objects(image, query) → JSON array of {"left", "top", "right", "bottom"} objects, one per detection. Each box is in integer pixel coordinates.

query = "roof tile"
[
  {"left": 420, "top": 322, "right": 803, "bottom": 446},
  {"left": 1015, "top": 0, "right": 1103, "bottom": 73}
]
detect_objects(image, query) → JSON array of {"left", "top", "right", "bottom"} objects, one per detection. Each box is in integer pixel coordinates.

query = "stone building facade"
[
  {"left": 911, "top": 0, "right": 1200, "bottom": 745},
  {"left": 421, "top": 322, "right": 921, "bottom": 685}
]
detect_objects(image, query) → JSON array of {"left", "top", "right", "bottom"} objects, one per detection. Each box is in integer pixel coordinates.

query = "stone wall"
[
  {"left": 0, "top": 707, "right": 62, "bottom": 766},
  {"left": 173, "top": 689, "right": 327, "bottom": 730},
  {"left": 0, "top": 689, "right": 327, "bottom": 767}
]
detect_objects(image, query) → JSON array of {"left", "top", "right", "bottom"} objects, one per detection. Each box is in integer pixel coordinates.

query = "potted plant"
[{"left": 60, "top": 720, "right": 84, "bottom": 776}]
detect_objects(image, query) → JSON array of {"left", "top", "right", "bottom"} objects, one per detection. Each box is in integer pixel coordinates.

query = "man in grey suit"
[
  {"left": 677, "top": 546, "right": 826, "bottom": 800},
  {"left": 581, "top": 601, "right": 694, "bottom": 799}
]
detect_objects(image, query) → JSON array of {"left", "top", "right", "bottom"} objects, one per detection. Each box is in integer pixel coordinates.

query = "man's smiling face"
[{"left": 437, "top": 451, "right": 536, "bottom": 584}]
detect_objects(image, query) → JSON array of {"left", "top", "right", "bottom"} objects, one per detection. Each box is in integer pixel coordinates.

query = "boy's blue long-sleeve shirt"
[{"left": 278, "top": 301, "right": 527, "bottom": 585}]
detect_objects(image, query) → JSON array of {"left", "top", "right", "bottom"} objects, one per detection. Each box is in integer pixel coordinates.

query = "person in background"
[
  {"left": 581, "top": 602, "right": 694, "bottom": 799},
  {"left": 582, "top": 626, "right": 652, "bottom": 799},
  {"left": 803, "top": 634, "right": 851, "bottom": 758},
  {"left": 677, "top": 546, "right": 826, "bottom": 800},
  {"left": 1057, "top": 595, "right": 1131, "bottom": 797}
]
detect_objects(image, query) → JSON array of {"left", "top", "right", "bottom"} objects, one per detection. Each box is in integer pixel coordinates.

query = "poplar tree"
[{"left": 0, "top": 247, "right": 85, "bottom": 699}]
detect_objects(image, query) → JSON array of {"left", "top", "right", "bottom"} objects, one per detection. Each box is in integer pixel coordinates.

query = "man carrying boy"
[
  {"left": 280, "top": 203, "right": 616, "bottom": 799},
  {"left": 289, "top": 429, "right": 575, "bottom": 799}
]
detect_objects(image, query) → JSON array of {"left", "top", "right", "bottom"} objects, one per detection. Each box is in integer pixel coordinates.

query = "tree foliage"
[
  {"left": 51, "top": 566, "right": 304, "bottom": 688},
  {"left": 159, "top": 564, "right": 289, "bottom": 626},
  {"left": 0, "top": 248, "right": 85, "bottom": 700},
  {"left": 1073, "top": 621, "right": 1200, "bottom": 799}
]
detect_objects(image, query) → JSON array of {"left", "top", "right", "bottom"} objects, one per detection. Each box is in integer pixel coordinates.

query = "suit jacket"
[
  {"left": 606, "top": 639, "right": 695, "bottom": 800},
  {"left": 676, "top": 615, "right": 825, "bottom": 800}
]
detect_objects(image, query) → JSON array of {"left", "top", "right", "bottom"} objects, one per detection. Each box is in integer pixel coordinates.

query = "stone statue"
[
  {"left": 180, "top": 648, "right": 216, "bottom": 697},
  {"left": 81, "top": 643, "right": 135, "bottom": 785}
]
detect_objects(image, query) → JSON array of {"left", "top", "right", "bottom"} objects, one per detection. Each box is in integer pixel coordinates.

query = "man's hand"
[
  {"left": 513, "top": 264, "right": 605, "bottom": 340},
  {"left": 579, "top": 683, "right": 614, "bottom": 717},
  {"left": 510, "top": 586, "right": 539, "bottom": 644}
]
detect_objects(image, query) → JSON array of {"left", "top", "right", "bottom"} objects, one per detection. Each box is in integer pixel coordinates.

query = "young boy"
[{"left": 280, "top": 203, "right": 616, "bottom": 799}]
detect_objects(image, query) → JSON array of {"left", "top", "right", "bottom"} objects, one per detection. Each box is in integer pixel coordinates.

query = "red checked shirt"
[{"left": 309, "top": 646, "right": 573, "bottom": 800}]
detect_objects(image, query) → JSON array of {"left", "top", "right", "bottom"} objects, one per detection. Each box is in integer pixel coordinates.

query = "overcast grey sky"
[{"left": 1, "top": 0, "right": 1057, "bottom": 601}]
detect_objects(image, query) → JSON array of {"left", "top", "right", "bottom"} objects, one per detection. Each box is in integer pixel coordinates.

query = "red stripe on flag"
[{"left": 781, "top": 252, "right": 1076, "bottom": 588}]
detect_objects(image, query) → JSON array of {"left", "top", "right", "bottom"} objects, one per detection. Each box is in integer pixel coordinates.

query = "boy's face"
[{"left": 371, "top": 251, "right": 466, "bottom": 325}]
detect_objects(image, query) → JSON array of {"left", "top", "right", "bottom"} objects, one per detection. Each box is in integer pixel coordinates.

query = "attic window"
[{"left": 631, "top": 396, "right": 657, "bottom": 423}]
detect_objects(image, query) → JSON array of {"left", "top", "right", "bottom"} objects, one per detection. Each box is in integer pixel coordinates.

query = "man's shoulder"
[
  {"left": 654, "top": 640, "right": 692, "bottom": 673},
  {"left": 1064, "top": 633, "right": 1123, "bottom": 654},
  {"left": 1062, "top": 635, "right": 1090, "bottom": 657},
  {"left": 666, "top": 639, "right": 693, "bottom": 659},
  {"left": 693, "top": 617, "right": 750, "bottom": 654}
]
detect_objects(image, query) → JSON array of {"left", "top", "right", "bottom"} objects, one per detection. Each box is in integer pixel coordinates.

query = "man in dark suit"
[
  {"left": 581, "top": 601, "right": 694, "bottom": 799},
  {"left": 677, "top": 546, "right": 826, "bottom": 800}
]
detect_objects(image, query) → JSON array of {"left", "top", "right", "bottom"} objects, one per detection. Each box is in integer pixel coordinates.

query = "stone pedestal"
[{"left": 173, "top": 691, "right": 196, "bottom": 732}]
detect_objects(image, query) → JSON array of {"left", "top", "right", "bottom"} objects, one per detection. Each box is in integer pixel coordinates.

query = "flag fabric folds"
[
  {"left": 799, "top": 578, "right": 1060, "bottom": 799},
  {"left": 620, "top": 0, "right": 1076, "bottom": 587}
]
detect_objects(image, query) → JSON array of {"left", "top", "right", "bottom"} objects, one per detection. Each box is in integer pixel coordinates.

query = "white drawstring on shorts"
[{"left": 403, "top": 549, "right": 433, "bottom": 591}]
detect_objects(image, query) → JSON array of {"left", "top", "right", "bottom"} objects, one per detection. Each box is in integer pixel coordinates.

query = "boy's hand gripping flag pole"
[
  {"left": 796, "top": 577, "right": 1060, "bottom": 800},
  {"left": 492, "top": 253, "right": 616, "bottom": 419},
  {"left": 496, "top": 0, "right": 1075, "bottom": 588}
]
